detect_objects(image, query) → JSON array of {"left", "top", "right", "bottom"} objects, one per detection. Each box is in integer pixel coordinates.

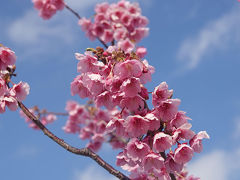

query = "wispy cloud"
[
  {"left": 8, "top": 10, "right": 74, "bottom": 45},
  {"left": 177, "top": 7, "right": 240, "bottom": 69},
  {"left": 14, "top": 145, "right": 39, "bottom": 159},
  {"left": 73, "top": 165, "right": 117, "bottom": 180},
  {"left": 188, "top": 148, "right": 240, "bottom": 180},
  {"left": 6, "top": 9, "right": 78, "bottom": 60}
]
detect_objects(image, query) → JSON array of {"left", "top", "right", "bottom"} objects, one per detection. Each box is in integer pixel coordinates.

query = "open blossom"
[
  {"left": 113, "top": 59, "right": 143, "bottom": 80},
  {"left": 174, "top": 144, "right": 194, "bottom": 164},
  {"left": 76, "top": 52, "right": 104, "bottom": 74},
  {"left": 32, "top": 0, "right": 65, "bottom": 19},
  {"left": 170, "top": 111, "right": 191, "bottom": 129},
  {"left": 10, "top": 81, "right": 30, "bottom": 101},
  {"left": 126, "top": 138, "right": 150, "bottom": 161},
  {"left": 143, "top": 152, "right": 164, "bottom": 172},
  {"left": 70, "top": 74, "right": 91, "bottom": 98},
  {"left": 153, "top": 132, "right": 172, "bottom": 152},
  {"left": 145, "top": 113, "right": 160, "bottom": 131},
  {"left": 172, "top": 123, "right": 195, "bottom": 144},
  {"left": 154, "top": 99, "right": 181, "bottom": 122},
  {"left": 0, "top": 77, "right": 7, "bottom": 96},
  {"left": 136, "top": 47, "right": 147, "bottom": 58},
  {"left": 120, "top": 77, "right": 141, "bottom": 97},
  {"left": 152, "top": 82, "right": 173, "bottom": 107},
  {"left": 106, "top": 117, "right": 126, "bottom": 137},
  {"left": 0, "top": 96, "right": 18, "bottom": 113},
  {"left": 124, "top": 115, "right": 149, "bottom": 137},
  {"left": 190, "top": 131, "right": 210, "bottom": 153},
  {"left": 165, "top": 154, "right": 184, "bottom": 173},
  {"left": 0, "top": 47, "right": 16, "bottom": 70}
]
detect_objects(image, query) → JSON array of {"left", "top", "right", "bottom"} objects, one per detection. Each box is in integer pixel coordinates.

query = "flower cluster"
[
  {"left": 69, "top": 45, "right": 209, "bottom": 179},
  {"left": 0, "top": 46, "right": 30, "bottom": 113},
  {"left": 30, "top": 0, "right": 210, "bottom": 179},
  {"left": 79, "top": 0, "right": 149, "bottom": 51},
  {"left": 20, "top": 106, "right": 56, "bottom": 129},
  {"left": 71, "top": 46, "right": 154, "bottom": 114},
  {"left": 32, "top": 0, "right": 65, "bottom": 19},
  {"left": 63, "top": 100, "right": 128, "bottom": 152}
]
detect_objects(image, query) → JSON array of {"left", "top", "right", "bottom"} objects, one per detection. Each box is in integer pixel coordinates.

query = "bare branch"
[
  {"left": 64, "top": 4, "right": 81, "bottom": 19},
  {"left": 18, "top": 101, "right": 129, "bottom": 180}
]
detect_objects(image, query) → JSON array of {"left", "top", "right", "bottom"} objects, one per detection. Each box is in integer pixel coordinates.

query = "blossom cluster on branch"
[
  {"left": 67, "top": 45, "right": 209, "bottom": 179},
  {"left": 78, "top": 1, "right": 149, "bottom": 51},
  {"left": 0, "top": 0, "right": 211, "bottom": 180},
  {"left": 20, "top": 106, "right": 57, "bottom": 129},
  {"left": 32, "top": 0, "right": 65, "bottom": 19},
  {"left": 0, "top": 45, "right": 29, "bottom": 113}
]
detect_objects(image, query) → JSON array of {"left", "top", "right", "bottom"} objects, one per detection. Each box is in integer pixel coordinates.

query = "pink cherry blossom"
[
  {"left": 165, "top": 154, "right": 184, "bottom": 173},
  {"left": 106, "top": 117, "right": 126, "bottom": 137},
  {"left": 116, "top": 150, "right": 138, "bottom": 171},
  {"left": 136, "top": 47, "right": 147, "bottom": 58},
  {"left": 120, "top": 95, "right": 144, "bottom": 113},
  {"left": 0, "top": 77, "right": 7, "bottom": 97},
  {"left": 75, "top": 52, "right": 104, "bottom": 74},
  {"left": 0, "top": 47, "right": 16, "bottom": 70},
  {"left": 70, "top": 74, "right": 91, "bottom": 98},
  {"left": 140, "top": 60, "right": 155, "bottom": 84},
  {"left": 83, "top": 73, "right": 104, "bottom": 96},
  {"left": 117, "top": 39, "right": 135, "bottom": 53},
  {"left": 174, "top": 144, "right": 194, "bottom": 164},
  {"left": 10, "top": 81, "right": 30, "bottom": 101},
  {"left": 143, "top": 152, "right": 164, "bottom": 172},
  {"left": 190, "top": 131, "right": 210, "bottom": 153},
  {"left": 154, "top": 99, "right": 181, "bottom": 122},
  {"left": 172, "top": 123, "right": 195, "bottom": 143},
  {"left": 145, "top": 113, "right": 160, "bottom": 131},
  {"left": 126, "top": 138, "right": 150, "bottom": 161},
  {"left": 152, "top": 82, "right": 173, "bottom": 107},
  {"left": 124, "top": 115, "right": 149, "bottom": 137},
  {"left": 153, "top": 132, "right": 172, "bottom": 152},
  {"left": 113, "top": 59, "right": 143, "bottom": 80},
  {"left": 170, "top": 111, "right": 191, "bottom": 129},
  {"left": 120, "top": 77, "right": 141, "bottom": 97},
  {"left": 95, "top": 91, "right": 114, "bottom": 110}
]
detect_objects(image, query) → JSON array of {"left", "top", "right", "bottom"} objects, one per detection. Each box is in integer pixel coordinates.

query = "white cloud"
[
  {"left": 73, "top": 165, "right": 117, "bottom": 180},
  {"left": 7, "top": 10, "right": 73, "bottom": 45},
  {"left": 15, "top": 145, "right": 39, "bottom": 158},
  {"left": 188, "top": 149, "right": 240, "bottom": 180},
  {"left": 177, "top": 7, "right": 240, "bottom": 69}
]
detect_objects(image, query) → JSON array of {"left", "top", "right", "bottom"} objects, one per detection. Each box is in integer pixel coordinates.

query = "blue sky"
[{"left": 1, "top": 0, "right": 240, "bottom": 179}]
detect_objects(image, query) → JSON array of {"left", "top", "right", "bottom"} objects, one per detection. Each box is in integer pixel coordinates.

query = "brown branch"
[
  {"left": 18, "top": 101, "right": 129, "bottom": 180},
  {"left": 64, "top": 4, "right": 81, "bottom": 19},
  {"left": 64, "top": 3, "right": 109, "bottom": 49}
]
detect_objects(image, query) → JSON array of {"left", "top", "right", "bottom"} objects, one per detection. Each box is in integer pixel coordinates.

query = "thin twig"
[
  {"left": 64, "top": 4, "right": 81, "bottom": 19},
  {"left": 97, "top": 37, "right": 108, "bottom": 49},
  {"left": 18, "top": 101, "right": 129, "bottom": 180}
]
